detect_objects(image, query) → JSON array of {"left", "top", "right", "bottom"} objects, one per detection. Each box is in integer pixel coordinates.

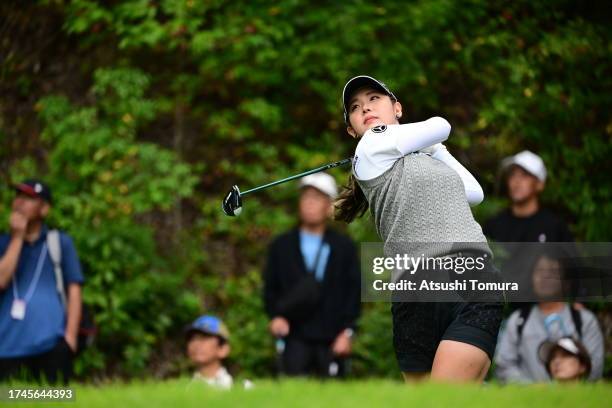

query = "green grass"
[{"left": 4, "top": 379, "right": 611, "bottom": 408}]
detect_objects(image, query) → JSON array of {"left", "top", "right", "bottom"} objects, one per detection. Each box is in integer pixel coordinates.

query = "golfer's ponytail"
[{"left": 334, "top": 174, "right": 368, "bottom": 223}]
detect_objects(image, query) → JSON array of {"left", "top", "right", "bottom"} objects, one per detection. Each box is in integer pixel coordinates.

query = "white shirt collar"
[{"left": 192, "top": 366, "right": 233, "bottom": 390}]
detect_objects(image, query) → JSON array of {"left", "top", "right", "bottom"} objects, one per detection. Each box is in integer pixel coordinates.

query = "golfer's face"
[
  {"left": 347, "top": 88, "right": 400, "bottom": 138},
  {"left": 507, "top": 166, "right": 542, "bottom": 204},
  {"left": 299, "top": 187, "right": 331, "bottom": 225},
  {"left": 549, "top": 349, "right": 585, "bottom": 381}
]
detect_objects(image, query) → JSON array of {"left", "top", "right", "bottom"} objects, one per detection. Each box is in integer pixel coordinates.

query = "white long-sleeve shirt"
[{"left": 353, "top": 117, "right": 484, "bottom": 205}]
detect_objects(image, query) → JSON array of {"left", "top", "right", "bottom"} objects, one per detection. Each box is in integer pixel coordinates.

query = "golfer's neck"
[
  {"left": 511, "top": 196, "right": 539, "bottom": 218},
  {"left": 300, "top": 222, "right": 326, "bottom": 235},
  {"left": 198, "top": 361, "right": 222, "bottom": 379}
]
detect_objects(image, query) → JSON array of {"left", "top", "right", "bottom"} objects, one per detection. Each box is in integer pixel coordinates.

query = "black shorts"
[{"left": 392, "top": 301, "right": 502, "bottom": 372}]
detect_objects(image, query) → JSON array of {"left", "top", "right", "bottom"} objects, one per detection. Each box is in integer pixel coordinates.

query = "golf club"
[{"left": 222, "top": 157, "right": 352, "bottom": 216}]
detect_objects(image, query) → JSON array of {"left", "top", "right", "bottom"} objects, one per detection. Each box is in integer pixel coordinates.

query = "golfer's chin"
[{"left": 365, "top": 120, "right": 386, "bottom": 130}]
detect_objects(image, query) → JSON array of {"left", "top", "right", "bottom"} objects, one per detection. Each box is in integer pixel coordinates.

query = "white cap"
[
  {"left": 501, "top": 150, "right": 547, "bottom": 182},
  {"left": 538, "top": 337, "right": 581, "bottom": 363},
  {"left": 299, "top": 172, "right": 338, "bottom": 200}
]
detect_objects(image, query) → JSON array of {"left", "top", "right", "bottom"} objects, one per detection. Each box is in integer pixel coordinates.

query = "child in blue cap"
[{"left": 185, "top": 315, "right": 233, "bottom": 389}]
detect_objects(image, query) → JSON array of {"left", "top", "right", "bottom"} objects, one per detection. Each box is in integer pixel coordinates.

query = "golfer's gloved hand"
[{"left": 420, "top": 143, "right": 446, "bottom": 156}]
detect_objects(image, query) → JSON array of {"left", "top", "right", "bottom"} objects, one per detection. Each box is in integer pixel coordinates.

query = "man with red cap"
[{"left": 0, "top": 179, "right": 84, "bottom": 384}]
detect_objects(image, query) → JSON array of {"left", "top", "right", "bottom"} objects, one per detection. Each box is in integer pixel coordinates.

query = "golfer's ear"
[
  {"left": 347, "top": 126, "right": 357, "bottom": 139},
  {"left": 394, "top": 101, "right": 403, "bottom": 119},
  {"left": 536, "top": 180, "right": 545, "bottom": 193}
]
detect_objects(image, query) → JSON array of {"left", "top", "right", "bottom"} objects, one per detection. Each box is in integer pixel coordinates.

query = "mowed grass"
[{"left": 6, "top": 379, "right": 611, "bottom": 408}]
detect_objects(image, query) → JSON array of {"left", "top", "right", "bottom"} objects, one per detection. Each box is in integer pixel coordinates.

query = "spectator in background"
[
  {"left": 484, "top": 150, "right": 574, "bottom": 243},
  {"left": 185, "top": 315, "right": 233, "bottom": 389},
  {"left": 0, "top": 180, "right": 84, "bottom": 384},
  {"left": 494, "top": 252, "right": 604, "bottom": 383},
  {"left": 484, "top": 150, "right": 576, "bottom": 311},
  {"left": 539, "top": 337, "right": 592, "bottom": 382},
  {"left": 264, "top": 172, "right": 360, "bottom": 378}
]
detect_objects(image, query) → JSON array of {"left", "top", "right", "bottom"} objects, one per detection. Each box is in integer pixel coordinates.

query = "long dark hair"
[{"left": 334, "top": 173, "right": 368, "bottom": 223}]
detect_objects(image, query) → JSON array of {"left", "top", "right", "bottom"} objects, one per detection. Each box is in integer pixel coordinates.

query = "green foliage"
[
  {"left": 221, "top": 271, "right": 276, "bottom": 378},
  {"left": 351, "top": 303, "right": 397, "bottom": 378},
  {"left": 1, "top": 67, "right": 199, "bottom": 377},
  {"left": 57, "top": 0, "right": 612, "bottom": 240}
]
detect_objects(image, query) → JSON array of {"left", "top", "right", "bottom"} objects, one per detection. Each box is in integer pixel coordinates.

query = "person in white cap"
[
  {"left": 484, "top": 150, "right": 573, "bottom": 243},
  {"left": 263, "top": 172, "right": 360, "bottom": 378},
  {"left": 483, "top": 150, "right": 576, "bottom": 319},
  {"left": 539, "top": 337, "right": 592, "bottom": 382}
]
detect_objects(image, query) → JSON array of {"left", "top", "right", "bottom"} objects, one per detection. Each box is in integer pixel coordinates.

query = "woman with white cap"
[{"left": 335, "top": 75, "right": 502, "bottom": 382}]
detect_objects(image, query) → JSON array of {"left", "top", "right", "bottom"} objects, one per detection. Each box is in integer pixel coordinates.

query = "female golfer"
[{"left": 335, "top": 75, "right": 502, "bottom": 382}]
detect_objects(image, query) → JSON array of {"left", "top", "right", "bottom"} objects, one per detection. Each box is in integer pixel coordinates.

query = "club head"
[{"left": 222, "top": 185, "right": 243, "bottom": 216}]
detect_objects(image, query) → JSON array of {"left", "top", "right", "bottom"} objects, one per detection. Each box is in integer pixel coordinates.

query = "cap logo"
[
  {"left": 371, "top": 125, "right": 387, "bottom": 133},
  {"left": 34, "top": 183, "right": 42, "bottom": 193}
]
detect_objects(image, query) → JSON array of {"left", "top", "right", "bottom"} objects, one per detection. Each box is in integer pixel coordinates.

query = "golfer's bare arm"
[{"left": 0, "top": 236, "right": 24, "bottom": 289}]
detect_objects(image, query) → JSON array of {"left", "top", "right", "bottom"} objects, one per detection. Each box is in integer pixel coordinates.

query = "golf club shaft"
[{"left": 241, "top": 157, "right": 352, "bottom": 196}]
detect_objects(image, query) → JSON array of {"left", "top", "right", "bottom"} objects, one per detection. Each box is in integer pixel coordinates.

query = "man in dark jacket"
[{"left": 264, "top": 172, "right": 360, "bottom": 378}]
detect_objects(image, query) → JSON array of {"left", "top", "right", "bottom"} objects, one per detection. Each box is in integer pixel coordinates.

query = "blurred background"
[{"left": 0, "top": 0, "right": 610, "bottom": 381}]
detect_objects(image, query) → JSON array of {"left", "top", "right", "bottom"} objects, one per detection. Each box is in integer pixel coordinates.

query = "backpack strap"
[
  {"left": 516, "top": 305, "right": 533, "bottom": 340},
  {"left": 570, "top": 305, "right": 583, "bottom": 339},
  {"left": 47, "top": 230, "right": 66, "bottom": 309}
]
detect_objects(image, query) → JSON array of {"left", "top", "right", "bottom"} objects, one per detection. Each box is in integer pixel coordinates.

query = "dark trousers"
[
  {"left": 0, "top": 338, "right": 74, "bottom": 385},
  {"left": 281, "top": 336, "right": 348, "bottom": 378}
]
